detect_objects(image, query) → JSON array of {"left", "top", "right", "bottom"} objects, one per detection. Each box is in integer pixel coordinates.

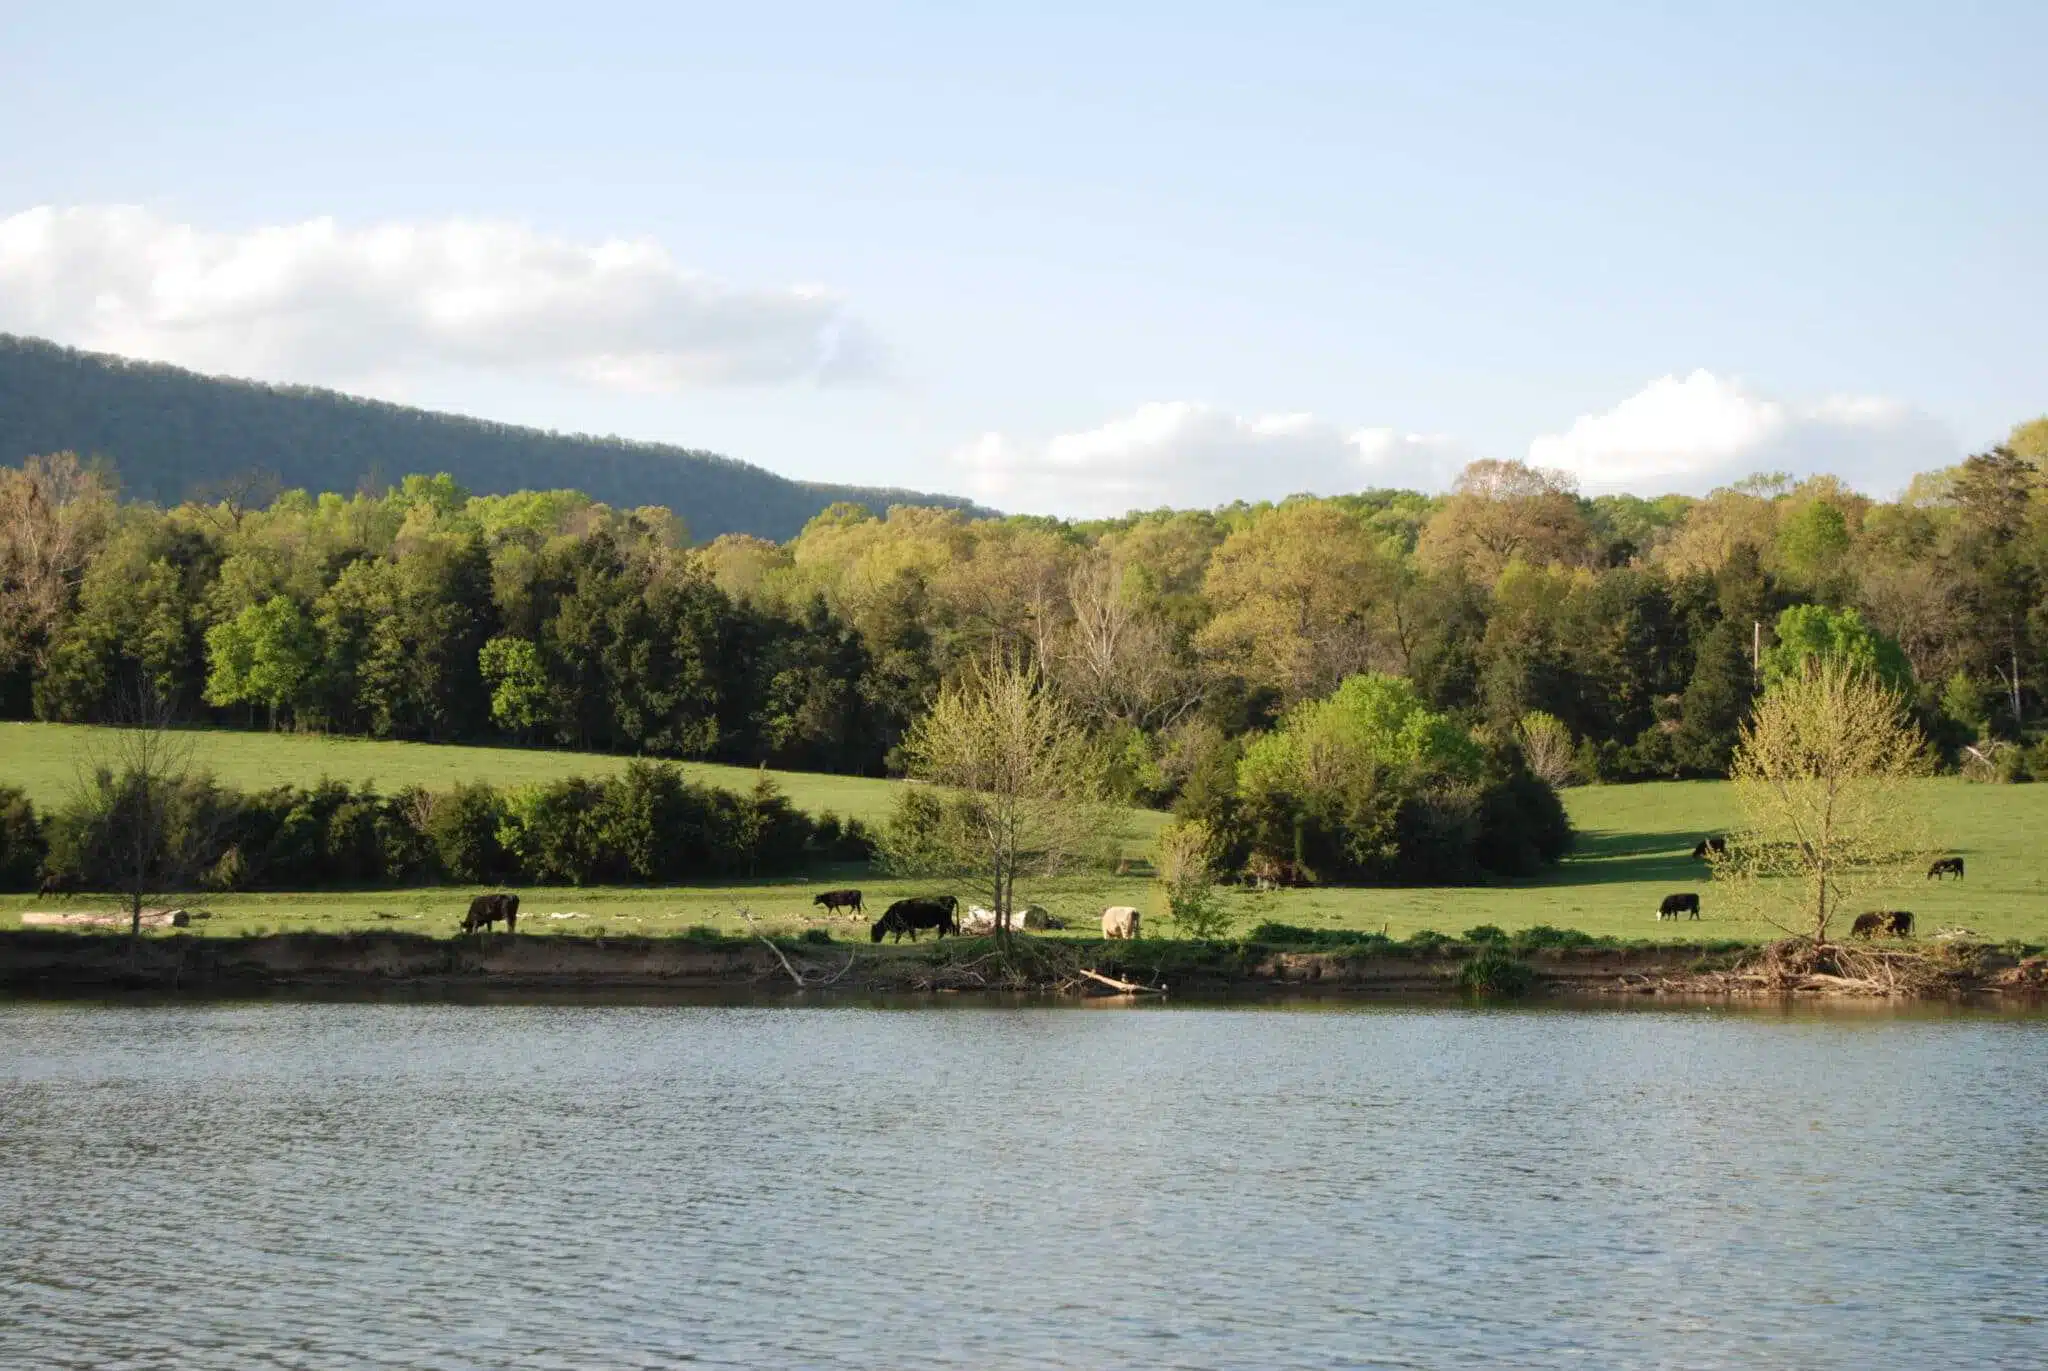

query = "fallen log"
[
  {"left": 21, "top": 909, "right": 191, "bottom": 929},
  {"left": 1077, "top": 966, "right": 1166, "bottom": 996}
]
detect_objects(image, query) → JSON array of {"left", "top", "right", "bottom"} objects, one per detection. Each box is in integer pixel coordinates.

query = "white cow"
[
  {"left": 962, "top": 906, "right": 1000, "bottom": 934},
  {"left": 1101, "top": 906, "right": 1140, "bottom": 939}
]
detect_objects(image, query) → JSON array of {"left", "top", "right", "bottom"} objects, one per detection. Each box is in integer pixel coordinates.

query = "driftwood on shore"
[{"left": 20, "top": 908, "right": 193, "bottom": 929}]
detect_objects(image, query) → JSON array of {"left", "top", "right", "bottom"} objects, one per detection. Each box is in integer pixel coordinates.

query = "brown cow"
[
  {"left": 1850, "top": 912, "right": 1884, "bottom": 940},
  {"left": 462, "top": 892, "right": 519, "bottom": 935}
]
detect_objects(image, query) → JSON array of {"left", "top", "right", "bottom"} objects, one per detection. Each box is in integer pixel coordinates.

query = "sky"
[{"left": 1, "top": 1, "right": 2043, "bottom": 517}]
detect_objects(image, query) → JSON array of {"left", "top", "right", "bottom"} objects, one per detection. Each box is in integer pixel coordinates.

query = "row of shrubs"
[{"left": 0, "top": 761, "right": 876, "bottom": 893}]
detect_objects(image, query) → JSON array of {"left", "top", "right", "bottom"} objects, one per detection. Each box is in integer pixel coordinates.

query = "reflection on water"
[{"left": 3, "top": 998, "right": 2045, "bottom": 1369}]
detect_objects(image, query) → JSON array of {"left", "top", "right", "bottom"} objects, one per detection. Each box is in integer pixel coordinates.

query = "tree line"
[
  {"left": 0, "top": 761, "right": 876, "bottom": 897},
  {"left": 2, "top": 417, "right": 2044, "bottom": 811}
]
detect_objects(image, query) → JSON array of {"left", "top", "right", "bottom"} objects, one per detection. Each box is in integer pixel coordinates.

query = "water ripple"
[{"left": 3, "top": 1000, "right": 2046, "bottom": 1369}]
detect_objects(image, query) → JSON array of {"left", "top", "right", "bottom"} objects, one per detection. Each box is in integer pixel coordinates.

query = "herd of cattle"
[
  {"left": 853, "top": 893, "right": 1141, "bottom": 942},
  {"left": 1662, "top": 836, "right": 1969, "bottom": 934},
  {"left": 458, "top": 838, "right": 1972, "bottom": 943}
]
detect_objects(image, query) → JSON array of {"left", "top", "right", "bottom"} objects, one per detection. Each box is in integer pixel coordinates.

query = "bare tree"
[
  {"left": 903, "top": 656, "right": 1118, "bottom": 935},
  {"left": 1712, "top": 659, "right": 1932, "bottom": 944},
  {"left": 0, "top": 452, "right": 114, "bottom": 675},
  {"left": 68, "top": 686, "right": 221, "bottom": 939},
  {"left": 1057, "top": 553, "right": 1201, "bottom": 731}
]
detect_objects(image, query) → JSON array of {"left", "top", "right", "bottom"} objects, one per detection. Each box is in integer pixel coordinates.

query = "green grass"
[
  {"left": 0, "top": 721, "right": 915, "bottom": 825},
  {"left": 3, "top": 724, "right": 2044, "bottom": 945}
]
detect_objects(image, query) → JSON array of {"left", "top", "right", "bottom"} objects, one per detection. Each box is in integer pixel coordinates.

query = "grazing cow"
[
  {"left": 871, "top": 896, "right": 959, "bottom": 943},
  {"left": 462, "top": 892, "right": 519, "bottom": 935},
  {"left": 962, "top": 904, "right": 1058, "bottom": 935},
  {"left": 1691, "top": 836, "right": 1728, "bottom": 860},
  {"left": 1102, "top": 906, "right": 1140, "bottom": 939},
  {"left": 812, "top": 888, "right": 865, "bottom": 918},
  {"left": 1658, "top": 892, "right": 1701, "bottom": 921},
  {"left": 1884, "top": 910, "right": 1915, "bottom": 938},
  {"left": 1927, "top": 857, "right": 1965, "bottom": 881},
  {"left": 1850, "top": 912, "right": 1885, "bottom": 940}
]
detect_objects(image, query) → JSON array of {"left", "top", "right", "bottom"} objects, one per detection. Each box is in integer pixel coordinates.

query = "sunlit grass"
[{"left": 3, "top": 726, "right": 2043, "bottom": 946}]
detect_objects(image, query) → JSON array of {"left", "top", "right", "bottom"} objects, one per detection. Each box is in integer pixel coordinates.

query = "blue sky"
[{"left": 2, "top": 1, "right": 2042, "bottom": 515}]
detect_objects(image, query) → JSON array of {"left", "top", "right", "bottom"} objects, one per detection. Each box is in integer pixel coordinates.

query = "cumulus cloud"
[
  {"left": 1527, "top": 370, "right": 1955, "bottom": 495},
  {"left": 0, "top": 205, "right": 876, "bottom": 390},
  {"left": 953, "top": 402, "right": 1467, "bottom": 518}
]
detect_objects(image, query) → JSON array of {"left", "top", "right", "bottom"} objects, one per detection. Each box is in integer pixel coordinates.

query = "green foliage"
[
  {"left": 1243, "top": 922, "right": 1393, "bottom": 950},
  {"left": 0, "top": 785, "right": 45, "bottom": 891},
  {"left": 1456, "top": 949, "right": 1536, "bottom": 995},
  {"left": 477, "top": 636, "right": 550, "bottom": 737},
  {"left": 1463, "top": 923, "right": 1508, "bottom": 944},
  {"left": 1674, "top": 621, "right": 1756, "bottom": 775},
  {"left": 1154, "top": 817, "right": 1232, "bottom": 939},
  {"left": 426, "top": 783, "right": 505, "bottom": 884},
  {"left": 204, "top": 597, "right": 318, "bottom": 724},
  {"left": 1507, "top": 924, "right": 1600, "bottom": 952},
  {"left": 1762, "top": 604, "right": 1913, "bottom": 693}
]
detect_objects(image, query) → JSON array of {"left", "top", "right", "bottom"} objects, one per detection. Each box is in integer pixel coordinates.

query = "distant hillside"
[{"left": 0, "top": 334, "right": 988, "bottom": 541}]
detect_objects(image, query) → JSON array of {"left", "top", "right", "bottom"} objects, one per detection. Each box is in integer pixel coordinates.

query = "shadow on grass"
[{"left": 1568, "top": 827, "right": 1718, "bottom": 861}]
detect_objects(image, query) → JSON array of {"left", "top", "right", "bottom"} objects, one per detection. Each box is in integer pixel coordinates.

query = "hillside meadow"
[{"left": 3, "top": 724, "right": 2044, "bottom": 945}]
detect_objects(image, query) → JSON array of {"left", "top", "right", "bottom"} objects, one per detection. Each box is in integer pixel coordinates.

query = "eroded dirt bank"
[{"left": 3, "top": 931, "right": 2041, "bottom": 999}]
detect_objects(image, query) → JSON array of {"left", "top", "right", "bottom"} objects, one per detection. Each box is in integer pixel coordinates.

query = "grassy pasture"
[
  {"left": 2, "top": 724, "right": 2044, "bottom": 945},
  {"left": 0, "top": 721, "right": 910, "bottom": 826}
]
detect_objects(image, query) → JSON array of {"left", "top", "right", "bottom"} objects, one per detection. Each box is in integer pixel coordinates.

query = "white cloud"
[
  {"left": 953, "top": 401, "right": 1466, "bottom": 517},
  {"left": 0, "top": 205, "right": 876, "bottom": 390},
  {"left": 1527, "top": 370, "right": 1955, "bottom": 495}
]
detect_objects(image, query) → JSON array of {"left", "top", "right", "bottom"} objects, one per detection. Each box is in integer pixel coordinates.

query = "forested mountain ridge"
[{"left": 0, "top": 333, "right": 986, "bottom": 541}]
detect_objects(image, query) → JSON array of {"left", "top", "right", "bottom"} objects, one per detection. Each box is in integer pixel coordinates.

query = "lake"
[{"left": 3, "top": 996, "right": 2045, "bottom": 1369}]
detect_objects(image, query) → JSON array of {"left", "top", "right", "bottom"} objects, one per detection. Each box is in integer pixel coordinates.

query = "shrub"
[
  {"left": 0, "top": 786, "right": 47, "bottom": 892},
  {"left": 1456, "top": 950, "right": 1535, "bottom": 995},
  {"left": 1243, "top": 922, "right": 1390, "bottom": 950},
  {"left": 801, "top": 928, "right": 833, "bottom": 945},
  {"left": 1463, "top": 924, "right": 1508, "bottom": 945},
  {"left": 1508, "top": 924, "right": 1598, "bottom": 953},
  {"left": 1156, "top": 817, "right": 1232, "bottom": 939},
  {"left": 876, "top": 787, "right": 965, "bottom": 876},
  {"left": 428, "top": 782, "right": 505, "bottom": 883},
  {"left": 1404, "top": 928, "right": 1456, "bottom": 954}
]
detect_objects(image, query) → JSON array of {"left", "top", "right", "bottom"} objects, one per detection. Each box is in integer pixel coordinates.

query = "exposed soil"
[{"left": 2, "top": 930, "right": 2038, "bottom": 1000}]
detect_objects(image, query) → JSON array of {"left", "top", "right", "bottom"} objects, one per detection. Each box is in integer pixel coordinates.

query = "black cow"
[
  {"left": 1927, "top": 857, "right": 1965, "bottom": 881},
  {"left": 1691, "top": 836, "right": 1728, "bottom": 860},
  {"left": 871, "top": 895, "right": 959, "bottom": 944},
  {"left": 812, "top": 888, "right": 865, "bottom": 917},
  {"left": 1850, "top": 912, "right": 1885, "bottom": 940},
  {"left": 1884, "top": 910, "right": 1915, "bottom": 938},
  {"left": 1658, "top": 892, "right": 1701, "bottom": 920},
  {"left": 462, "top": 892, "right": 519, "bottom": 935}
]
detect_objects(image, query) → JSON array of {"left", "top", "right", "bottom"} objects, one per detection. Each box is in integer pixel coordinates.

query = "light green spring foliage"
[
  {"left": 1237, "top": 673, "right": 1482, "bottom": 801},
  {"left": 1761, "top": 604, "right": 1913, "bottom": 693},
  {"left": 1720, "top": 658, "right": 1933, "bottom": 943},
  {"left": 478, "top": 636, "right": 550, "bottom": 735},
  {"left": 1153, "top": 816, "right": 1231, "bottom": 938},
  {"left": 203, "top": 596, "right": 319, "bottom": 720},
  {"left": 1516, "top": 711, "right": 1578, "bottom": 787}
]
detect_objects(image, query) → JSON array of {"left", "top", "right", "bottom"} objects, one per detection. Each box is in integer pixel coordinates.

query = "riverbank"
[{"left": 5, "top": 929, "right": 2043, "bottom": 999}]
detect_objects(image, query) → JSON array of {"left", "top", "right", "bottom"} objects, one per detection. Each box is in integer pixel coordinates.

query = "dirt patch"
[{"left": 2, "top": 931, "right": 2037, "bottom": 1000}]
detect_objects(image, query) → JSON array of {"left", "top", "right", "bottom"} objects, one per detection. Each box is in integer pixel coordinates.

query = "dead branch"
[
  {"left": 736, "top": 907, "right": 853, "bottom": 989},
  {"left": 1077, "top": 966, "right": 1167, "bottom": 995}
]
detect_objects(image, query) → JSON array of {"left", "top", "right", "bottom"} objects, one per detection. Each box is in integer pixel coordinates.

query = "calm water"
[{"left": 3, "top": 997, "right": 2045, "bottom": 1370}]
